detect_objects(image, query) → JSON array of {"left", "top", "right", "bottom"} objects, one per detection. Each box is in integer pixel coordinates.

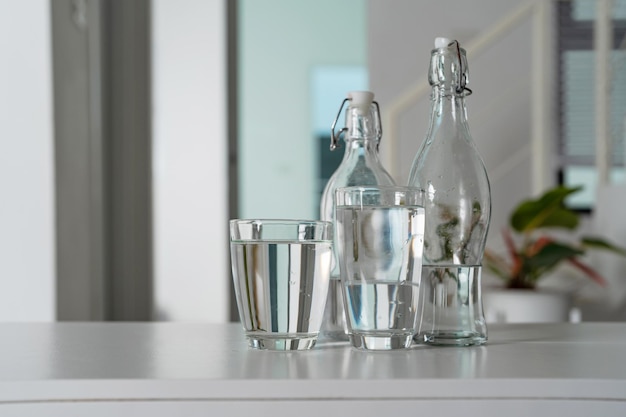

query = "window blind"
[{"left": 557, "top": 0, "right": 626, "bottom": 208}]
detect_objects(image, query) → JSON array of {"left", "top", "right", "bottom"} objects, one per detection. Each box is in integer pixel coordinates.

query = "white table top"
[{"left": 1, "top": 322, "right": 625, "bottom": 406}]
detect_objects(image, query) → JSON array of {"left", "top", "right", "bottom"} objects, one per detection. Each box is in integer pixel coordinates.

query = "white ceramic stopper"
[
  {"left": 347, "top": 90, "right": 374, "bottom": 114},
  {"left": 434, "top": 37, "right": 451, "bottom": 48}
]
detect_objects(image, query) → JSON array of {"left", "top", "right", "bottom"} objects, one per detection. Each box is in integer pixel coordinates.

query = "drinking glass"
[
  {"left": 335, "top": 186, "right": 425, "bottom": 350},
  {"left": 230, "top": 219, "right": 332, "bottom": 350}
]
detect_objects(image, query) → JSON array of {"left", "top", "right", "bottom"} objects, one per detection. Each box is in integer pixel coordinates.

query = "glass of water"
[
  {"left": 229, "top": 219, "right": 332, "bottom": 351},
  {"left": 335, "top": 186, "right": 425, "bottom": 350}
]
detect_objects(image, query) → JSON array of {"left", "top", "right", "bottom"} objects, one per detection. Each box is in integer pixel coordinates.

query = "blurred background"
[{"left": 1, "top": 0, "right": 625, "bottom": 322}]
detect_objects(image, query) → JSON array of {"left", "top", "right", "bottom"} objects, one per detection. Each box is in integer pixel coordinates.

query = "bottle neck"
[
  {"left": 343, "top": 103, "right": 381, "bottom": 148},
  {"left": 431, "top": 88, "right": 468, "bottom": 122}
]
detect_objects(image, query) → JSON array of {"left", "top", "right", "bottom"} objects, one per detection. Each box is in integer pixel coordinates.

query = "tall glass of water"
[
  {"left": 335, "top": 186, "right": 425, "bottom": 350},
  {"left": 229, "top": 219, "right": 332, "bottom": 351}
]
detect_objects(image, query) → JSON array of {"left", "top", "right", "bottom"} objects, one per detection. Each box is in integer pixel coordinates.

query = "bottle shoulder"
[
  {"left": 323, "top": 163, "right": 396, "bottom": 194},
  {"left": 321, "top": 156, "right": 396, "bottom": 218},
  {"left": 325, "top": 151, "right": 395, "bottom": 186},
  {"left": 408, "top": 135, "right": 488, "bottom": 185}
]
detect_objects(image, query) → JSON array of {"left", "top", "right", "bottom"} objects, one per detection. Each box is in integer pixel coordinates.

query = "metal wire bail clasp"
[
  {"left": 330, "top": 96, "right": 383, "bottom": 151},
  {"left": 330, "top": 98, "right": 349, "bottom": 151},
  {"left": 451, "top": 39, "right": 473, "bottom": 96}
]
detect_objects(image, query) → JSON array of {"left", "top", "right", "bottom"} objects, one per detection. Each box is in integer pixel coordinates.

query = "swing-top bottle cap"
[
  {"left": 347, "top": 91, "right": 374, "bottom": 115},
  {"left": 330, "top": 90, "right": 382, "bottom": 151},
  {"left": 434, "top": 37, "right": 451, "bottom": 49},
  {"left": 429, "top": 37, "right": 472, "bottom": 96}
]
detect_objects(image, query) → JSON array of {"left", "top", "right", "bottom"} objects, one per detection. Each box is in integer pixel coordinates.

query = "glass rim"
[
  {"left": 336, "top": 185, "right": 425, "bottom": 194},
  {"left": 229, "top": 218, "right": 332, "bottom": 227},
  {"left": 230, "top": 218, "right": 332, "bottom": 242}
]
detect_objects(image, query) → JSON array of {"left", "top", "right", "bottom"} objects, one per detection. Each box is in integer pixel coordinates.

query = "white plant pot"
[{"left": 483, "top": 288, "right": 574, "bottom": 323}]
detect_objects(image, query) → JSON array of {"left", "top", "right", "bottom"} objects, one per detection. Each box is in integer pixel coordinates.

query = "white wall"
[
  {"left": 0, "top": 0, "right": 55, "bottom": 321},
  {"left": 152, "top": 0, "right": 229, "bottom": 321},
  {"left": 368, "top": 0, "right": 537, "bottom": 283}
]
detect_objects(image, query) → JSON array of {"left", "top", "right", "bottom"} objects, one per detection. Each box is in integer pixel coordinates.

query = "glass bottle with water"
[
  {"left": 320, "top": 91, "right": 396, "bottom": 341},
  {"left": 407, "top": 38, "right": 491, "bottom": 346}
]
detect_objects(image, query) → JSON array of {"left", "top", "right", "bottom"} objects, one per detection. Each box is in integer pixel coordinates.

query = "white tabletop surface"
[{"left": 1, "top": 322, "right": 625, "bottom": 415}]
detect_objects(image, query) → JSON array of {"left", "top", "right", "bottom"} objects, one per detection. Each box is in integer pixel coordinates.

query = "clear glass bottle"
[
  {"left": 407, "top": 38, "right": 491, "bottom": 346},
  {"left": 320, "top": 91, "right": 396, "bottom": 342}
]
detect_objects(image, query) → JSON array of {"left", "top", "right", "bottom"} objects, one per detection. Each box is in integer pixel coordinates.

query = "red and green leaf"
[
  {"left": 582, "top": 236, "right": 626, "bottom": 257},
  {"left": 510, "top": 186, "right": 581, "bottom": 233},
  {"left": 525, "top": 241, "right": 584, "bottom": 271},
  {"left": 566, "top": 257, "right": 607, "bottom": 287}
]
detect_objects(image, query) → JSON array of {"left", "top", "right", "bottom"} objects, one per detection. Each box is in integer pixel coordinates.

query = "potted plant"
[{"left": 483, "top": 185, "right": 626, "bottom": 322}]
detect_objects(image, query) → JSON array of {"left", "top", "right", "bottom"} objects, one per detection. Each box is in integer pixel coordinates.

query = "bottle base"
[
  {"left": 349, "top": 333, "right": 413, "bottom": 350},
  {"left": 246, "top": 334, "right": 318, "bottom": 351},
  {"left": 415, "top": 331, "right": 486, "bottom": 347},
  {"left": 319, "top": 329, "right": 350, "bottom": 343}
]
